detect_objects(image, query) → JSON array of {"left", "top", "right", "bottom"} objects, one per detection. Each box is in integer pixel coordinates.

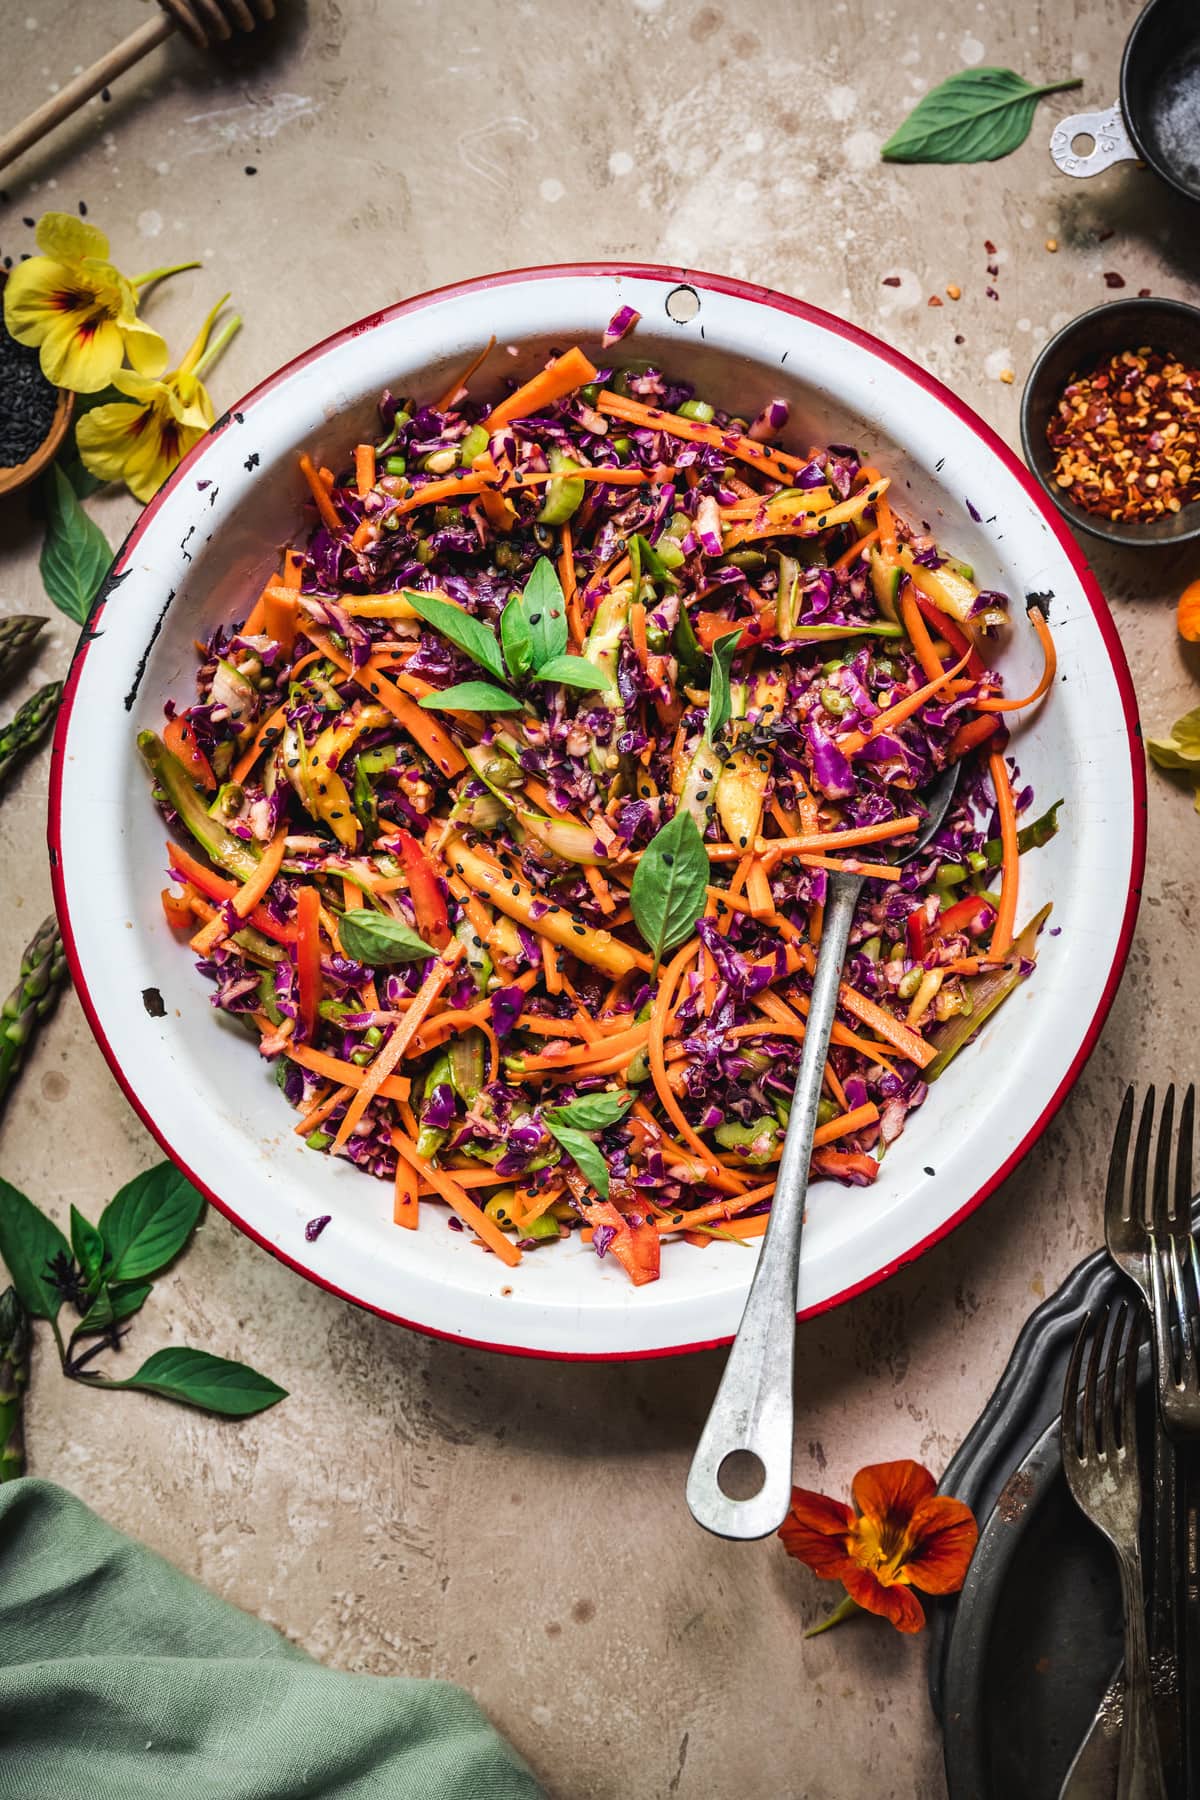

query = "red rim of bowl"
[{"left": 47, "top": 261, "right": 1147, "bottom": 1361}]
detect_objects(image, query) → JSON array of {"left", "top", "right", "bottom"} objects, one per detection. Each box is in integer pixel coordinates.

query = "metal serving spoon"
[{"left": 686, "top": 761, "right": 962, "bottom": 1540}]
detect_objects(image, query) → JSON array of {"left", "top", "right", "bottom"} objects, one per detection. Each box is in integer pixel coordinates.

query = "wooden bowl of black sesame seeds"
[{"left": 0, "top": 269, "right": 74, "bottom": 499}]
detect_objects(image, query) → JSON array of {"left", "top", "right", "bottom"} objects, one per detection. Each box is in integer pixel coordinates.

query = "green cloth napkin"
[{"left": 0, "top": 1479, "right": 542, "bottom": 1800}]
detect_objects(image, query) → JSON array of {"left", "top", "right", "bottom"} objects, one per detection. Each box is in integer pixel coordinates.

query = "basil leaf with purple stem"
[
  {"left": 629, "top": 808, "right": 709, "bottom": 970},
  {"left": 0, "top": 1178, "right": 70, "bottom": 1322},
  {"left": 111, "top": 1346, "right": 287, "bottom": 1417}
]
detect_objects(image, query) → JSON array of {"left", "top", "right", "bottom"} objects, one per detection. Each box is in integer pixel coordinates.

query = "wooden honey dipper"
[{"left": 0, "top": 0, "right": 278, "bottom": 175}]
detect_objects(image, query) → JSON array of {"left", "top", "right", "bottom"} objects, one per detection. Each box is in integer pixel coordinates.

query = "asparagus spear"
[
  {"left": 0, "top": 916, "right": 68, "bottom": 1115},
  {"left": 0, "top": 681, "right": 63, "bottom": 792},
  {"left": 0, "top": 1286, "right": 30, "bottom": 1484},
  {"left": 0, "top": 616, "right": 47, "bottom": 691}
]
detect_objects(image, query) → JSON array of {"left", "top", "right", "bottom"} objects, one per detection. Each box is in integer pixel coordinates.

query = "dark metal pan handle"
[{"left": 1050, "top": 103, "right": 1138, "bottom": 178}]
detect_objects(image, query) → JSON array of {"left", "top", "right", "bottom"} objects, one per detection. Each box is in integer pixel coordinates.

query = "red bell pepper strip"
[
  {"left": 165, "top": 841, "right": 296, "bottom": 946},
  {"left": 935, "top": 894, "right": 997, "bottom": 941},
  {"left": 909, "top": 588, "right": 986, "bottom": 679},
  {"left": 905, "top": 907, "right": 930, "bottom": 961},
  {"left": 397, "top": 829, "right": 451, "bottom": 950},
  {"left": 295, "top": 886, "right": 322, "bottom": 1041},
  {"left": 163, "top": 716, "right": 216, "bottom": 791}
]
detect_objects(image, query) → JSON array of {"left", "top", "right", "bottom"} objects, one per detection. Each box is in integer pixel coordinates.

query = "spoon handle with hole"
[{"left": 686, "top": 871, "right": 863, "bottom": 1540}]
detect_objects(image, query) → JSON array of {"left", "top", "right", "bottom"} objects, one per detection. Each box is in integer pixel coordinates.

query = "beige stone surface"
[{"left": 1, "top": 1, "right": 1198, "bottom": 1795}]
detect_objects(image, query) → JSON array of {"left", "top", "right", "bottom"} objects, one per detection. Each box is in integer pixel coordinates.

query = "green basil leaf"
[
  {"left": 546, "top": 1121, "right": 611, "bottom": 1200},
  {"left": 39, "top": 464, "right": 113, "bottom": 625},
  {"left": 546, "top": 1091, "right": 634, "bottom": 1132},
  {"left": 706, "top": 627, "right": 743, "bottom": 744},
  {"left": 339, "top": 910, "right": 435, "bottom": 965},
  {"left": 74, "top": 1281, "right": 153, "bottom": 1336},
  {"left": 418, "top": 681, "right": 526, "bottom": 713},
  {"left": 69, "top": 1205, "right": 106, "bottom": 1286},
  {"left": 516, "top": 556, "right": 569, "bottom": 670},
  {"left": 534, "top": 654, "right": 613, "bottom": 693},
  {"left": 113, "top": 1346, "right": 287, "bottom": 1418},
  {"left": 98, "top": 1163, "right": 205, "bottom": 1283},
  {"left": 629, "top": 809, "right": 710, "bottom": 970},
  {"left": 0, "top": 1178, "right": 70, "bottom": 1321},
  {"left": 500, "top": 596, "right": 534, "bottom": 680},
  {"left": 881, "top": 69, "right": 1081, "bottom": 164},
  {"left": 400, "top": 591, "right": 506, "bottom": 683}
]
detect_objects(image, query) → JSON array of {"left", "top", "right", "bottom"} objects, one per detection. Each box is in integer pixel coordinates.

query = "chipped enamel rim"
[{"left": 49, "top": 264, "right": 1144, "bottom": 1359}]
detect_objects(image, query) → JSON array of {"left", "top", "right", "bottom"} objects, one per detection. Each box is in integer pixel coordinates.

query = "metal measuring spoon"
[{"left": 686, "top": 761, "right": 962, "bottom": 1540}]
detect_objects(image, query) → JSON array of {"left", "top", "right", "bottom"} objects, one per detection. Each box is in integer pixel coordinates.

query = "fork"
[
  {"left": 1143, "top": 1085, "right": 1199, "bottom": 1796},
  {"left": 1061, "top": 1300, "right": 1166, "bottom": 1800},
  {"left": 1103, "top": 1086, "right": 1185, "bottom": 1790}
]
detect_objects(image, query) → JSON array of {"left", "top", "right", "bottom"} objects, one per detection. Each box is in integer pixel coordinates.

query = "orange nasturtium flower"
[
  {"left": 778, "top": 1460, "right": 978, "bottom": 1635},
  {"left": 2, "top": 212, "right": 196, "bottom": 394},
  {"left": 76, "top": 294, "right": 240, "bottom": 503}
]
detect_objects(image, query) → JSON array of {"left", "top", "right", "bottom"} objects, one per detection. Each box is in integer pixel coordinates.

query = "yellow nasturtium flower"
[
  {"left": 76, "top": 295, "right": 241, "bottom": 502},
  {"left": 2, "top": 212, "right": 192, "bottom": 393}
]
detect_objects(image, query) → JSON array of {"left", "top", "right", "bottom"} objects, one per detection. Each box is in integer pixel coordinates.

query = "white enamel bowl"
[{"left": 49, "top": 265, "right": 1144, "bottom": 1359}]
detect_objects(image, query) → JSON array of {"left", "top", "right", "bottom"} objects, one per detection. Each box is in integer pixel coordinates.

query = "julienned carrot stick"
[
  {"left": 393, "top": 472, "right": 488, "bottom": 516},
  {"left": 654, "top": 1180, "right": 777, "bottom": 1235},
  {"left": 517, "top": 1024, "right": 650, "bottom": 1072},
  {"left": 446, "top": 835, "right": 649, "bottom": 979},
  {"left": 262, "top": 584, "right": 298, "bottom": 655},
  {"left": 796, "top": 854, "right": 904, "bottom": 882},
  {"left": 948, "top": 715, "right": 999, "bottom": 759},
  {"left": 392, "top": 1150, "right": 419, "bottom": 1230},
  {"left": 706, "top": 817, "right": 920, "bottom": 860},
  {"left": 392, "top": 1132, "right": 521, "bottom": 1267},
  {"left": 231, "top": 823, "right": 288, "bottom": 920},
  {"left": 436, "top": 334, "right": 497, "bottom": 412},
  {"left": 900, "top": 585, "right": 945, "bottom": 686},
  {"left": 264, "top": 1035, "right": 412, "bottom": 1103},
  {"left": 303, "top": 628, "right": 467, "bottom": 777},
  {"left": 746, "top": 859, "right": 774, "bottom": 919},
  {"left": 298, "top": 452, "right": 342, "bottom": 533},
  {"left": 837, "top": 648, "right": 972, "bottom": 757},
  {"left": 811, "top": 1147, "right": 880, "bottom": 1183},
  {"left": 283, "top": 549, "right": 304, "bottom": 589},
  {"left": 332, "top": 944, "right": 464, "bottom": 1152},
  {"left": 406, "top": 971, "right": 540, "bottom": 1054},
  {"left": 832, "top": 527, "right": 880, "bottom": 573},
  {"left": 540, "top": 934, "right": 562, "bottom": 995},
  {"left": 596, "top": 390, "right": 802, "bottom": 482},
  {"left": 354, "top": 443, "right": 376, "bottom": 499},
  {"left": 837, "top": 985, "right": 935, "bottom": 1069},
  {"left": 988, "top": 750, "right": 1019, "bottom": 958},
  {"left": 295, "top": 1083, "right": 354, "bottom": 1138},
  {"left": 484, "top": 346, "right": 598, "bottom": 431},
  {"left": 975, "top": 608, "right": 1056, "bottom": 713}
]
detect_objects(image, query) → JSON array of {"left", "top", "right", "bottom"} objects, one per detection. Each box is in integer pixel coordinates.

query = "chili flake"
[{"left": 1046, "top": 346, "right": 1200, "bottom": 522}]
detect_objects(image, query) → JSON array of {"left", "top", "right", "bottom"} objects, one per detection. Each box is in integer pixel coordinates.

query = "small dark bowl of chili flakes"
[{"left": 1020, "top": 296, "right": 1200, "bottom": 549}]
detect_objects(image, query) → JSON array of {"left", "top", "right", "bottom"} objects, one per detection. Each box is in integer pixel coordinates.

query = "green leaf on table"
[
  {"left": 39, "top": 464, "right": 113, "bottom": 625},
  {"left": 418, "top": 681, "right": 526, "bottom": 713},
  {"left": 534, "top": 654, "right": 613, "bottom": 693},
  {"left": 401, "top": 591, "right": 506, "bottom": 683},
  {"left": 339, "top": 910, "right": 435, "bottom": 966},
  {"left": 880, "top": 68, "right": 1083, "bottom": 164},
  {"left": 629, "top": 808, "right": 709, "bottom": 970},
  {"left": 546, "top": 1091, "right": 634, "bottom": 1133},
  {"left": 545, "top": 1121, "right": 612, "bottom": 1200},
  {"left": 69, "top": 1205, "right": 106, "bottom": 1286},
  {"left": 508, "top": 557, "right": 569, "bottom": 671},
  {"left": 98, "top": 1162, "right": 204, "bottom": 1283},
  {"left": 0, "top": 1178, "right": 70, "bottom": 1321},
  {"left": 74, "top": 1280, "right": 153, "bottom": 1337},
  {"left": 113, "top": 1346, "right": 287, "bottom": 1417},
  {"left": 705, "top": 627, "right": 743, "bottom": 744}
]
